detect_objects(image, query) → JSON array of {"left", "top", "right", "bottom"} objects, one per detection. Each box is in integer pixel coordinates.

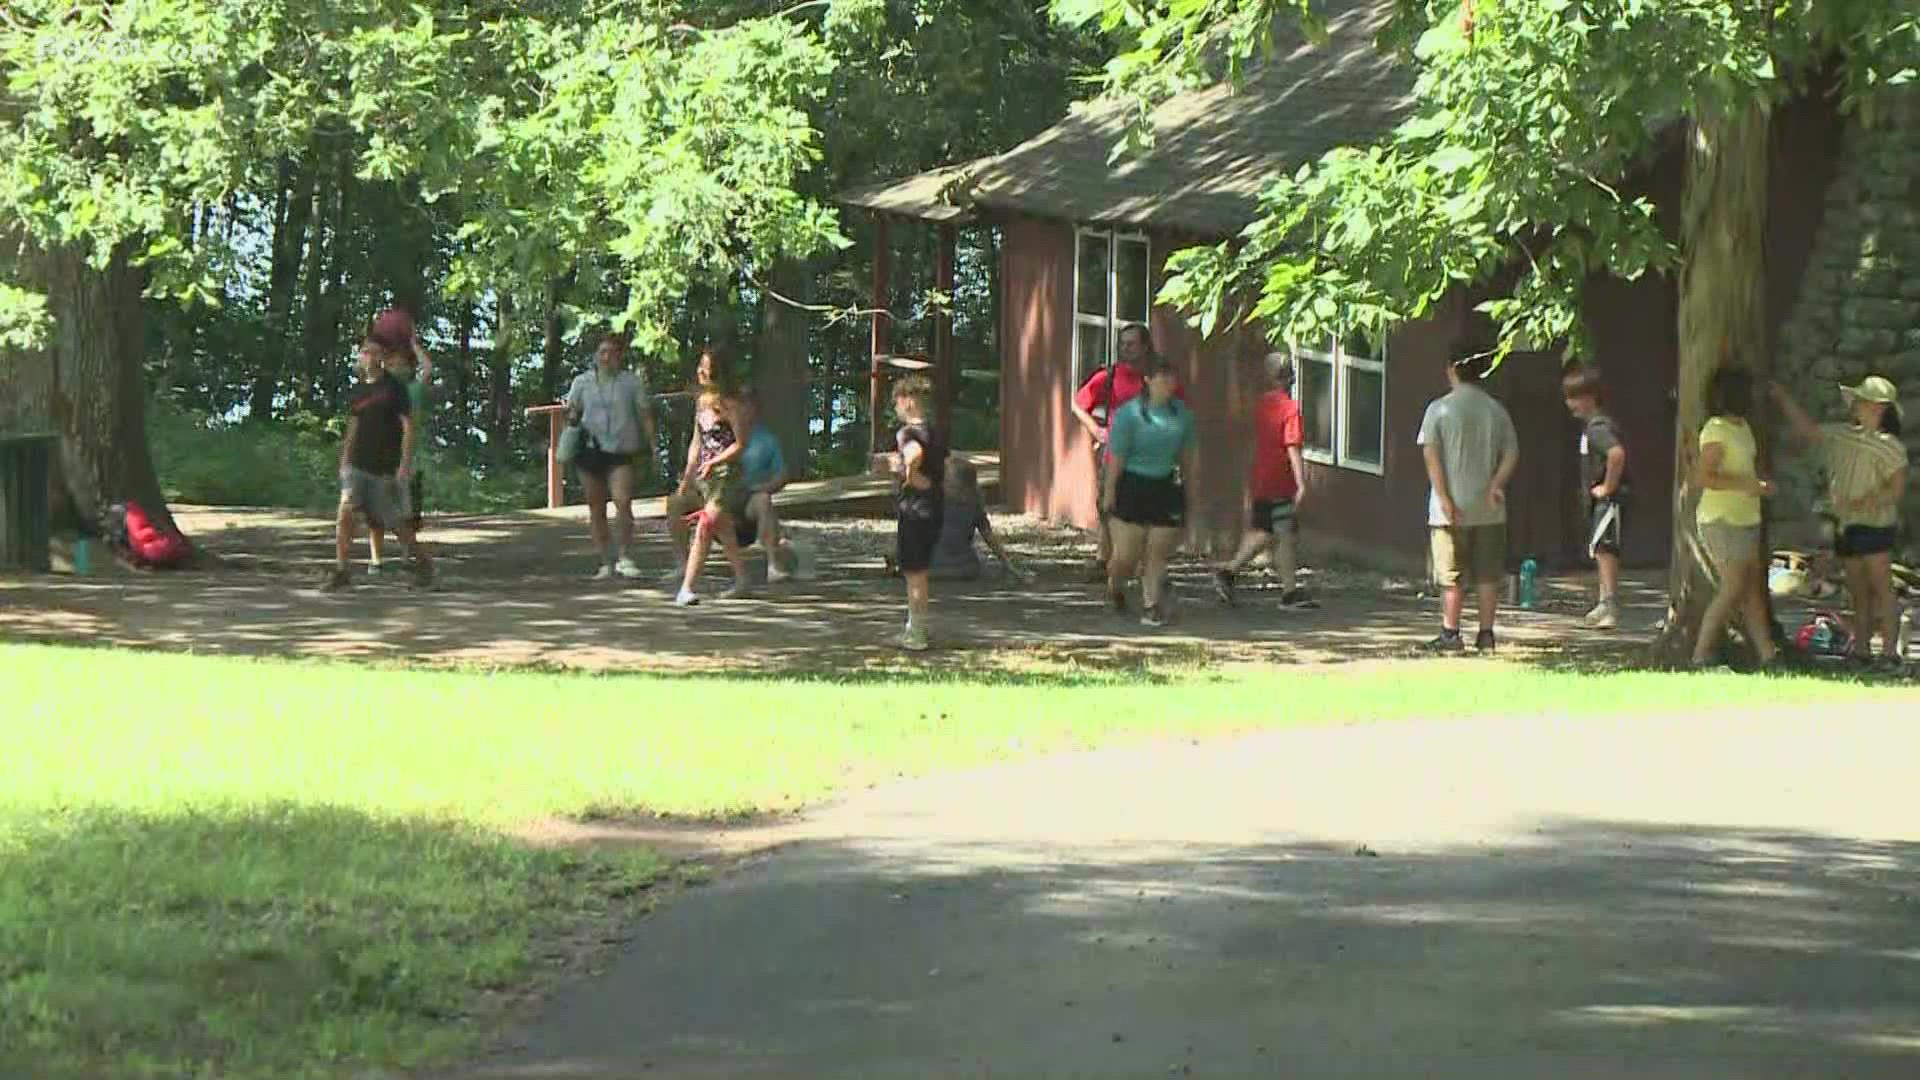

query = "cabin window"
[
  {"left": 1073, "top": 229, "right": 1152, "bottom": 389},
  {"left": 1298, "top": 329, "right": 1386, "bottom": 476}
]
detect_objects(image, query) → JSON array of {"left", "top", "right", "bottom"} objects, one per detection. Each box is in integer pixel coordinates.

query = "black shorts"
[
  {"left": 896, "top": 505, "right": 944, "bottom": 574},
  {"left": 1250, "top": 498, "right": 1297, "bottom": 535},
  {"left": 1837, "top": 524, "right": 1897, "bottom": 558},
  {"left": 1586, "top": 499, "right": 1623, "bottom": 558},
  {"left": 575, "top": 445, "right": 634, "bottom": 481},
  {"left": 1113, "top": 471, "right": 1184, "bottom": 529},
  {"left": 735, "top": 518, "right": 759, "bottom": 548}
]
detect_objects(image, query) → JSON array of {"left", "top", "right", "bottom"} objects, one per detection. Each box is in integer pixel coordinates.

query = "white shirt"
[{"left": 566, "top": 369, "right": 651, "bottom": 455}]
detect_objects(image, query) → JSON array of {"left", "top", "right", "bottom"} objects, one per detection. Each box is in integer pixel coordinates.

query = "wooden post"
[
  {"left": 870, "top": 215, "right": 891, "bottom": 457},
  {"left": 935, "top": 222, "right": 958, "bottom": 439},
  {"left": 525, "top": 404, "right": 571, "bottom": 509}
]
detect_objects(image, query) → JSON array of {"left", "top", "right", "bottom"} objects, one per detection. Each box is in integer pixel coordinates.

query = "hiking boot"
[
  {"left": 720, "top": 579, "right": 751, "bottom": 600},
  {"left": 1422, "top": 630, "right": 1465, "bottom": 654},
  {"left": 1474, "top": 628, "right": 1497, "bottom": 654},
  {"left": 1140, "top": 603, "right": 1168, "bottom": 629},
  {"left": 1280, "top": 588, "right": 1320, "bottom": 610},
  {"left": 615, "top": 557, "right": 644, "bottom": 580},
  {"left": 321, "top": 566, "right": 353, "bottom": 593},
  {"left": 899, "top": 624, "right": 930, "bottom": 652},
  {"left": 1213, "top": 569, "right": 1237, "bottom": 606},
  {"left": 1582, "top": 601, "right": 1618, "bottom": 630},
  {"left": 592, "top": 564, "right": 615, "bottom": 581},
  {"left": 367, "top": 561, "right": 384, "bottom": 578}
]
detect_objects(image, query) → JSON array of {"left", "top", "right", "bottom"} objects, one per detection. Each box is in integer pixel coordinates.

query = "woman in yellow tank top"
[{"left": 1691, "top": 370, "right": 1779, "bottom": 669}]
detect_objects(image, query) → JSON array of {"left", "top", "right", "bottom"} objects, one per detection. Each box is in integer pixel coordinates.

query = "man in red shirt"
[
  {"left": 1071, "top": 323, "right": 1178, "bottom": 576},
  {"left": 1214, "top": 352, "right": 1316, "bottom": 608}
]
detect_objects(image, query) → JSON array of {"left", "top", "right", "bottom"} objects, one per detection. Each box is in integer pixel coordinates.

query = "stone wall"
[{"left": 1773, "top": 87, "right": 1920, "bottom": 555}]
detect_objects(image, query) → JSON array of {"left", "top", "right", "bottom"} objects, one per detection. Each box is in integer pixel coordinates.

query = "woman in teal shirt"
[{"left": 1101, "top": 359, "right": 1196, "bottom": 627}]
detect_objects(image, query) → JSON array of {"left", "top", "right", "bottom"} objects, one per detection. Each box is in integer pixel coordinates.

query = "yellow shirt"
[{"left": 1697, "top": 416, "right": 1761, "bottom": 527}]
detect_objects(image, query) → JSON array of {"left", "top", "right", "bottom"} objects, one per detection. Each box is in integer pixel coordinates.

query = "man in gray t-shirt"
[{"left": 1416, "top": 353, "right": 1519, "bottom": 653}]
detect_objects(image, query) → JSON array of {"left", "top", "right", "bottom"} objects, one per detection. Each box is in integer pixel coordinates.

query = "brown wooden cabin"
[{"left": 839, "top": 0, "right": 1843, "bottom": 572}]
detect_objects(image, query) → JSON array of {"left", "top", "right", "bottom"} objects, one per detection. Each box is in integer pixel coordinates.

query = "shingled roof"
[{"left": 838, "top": 0, "right": 1413, "bottom": 238}]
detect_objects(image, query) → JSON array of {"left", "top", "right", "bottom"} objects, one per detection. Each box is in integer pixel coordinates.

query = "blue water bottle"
[
  {"left": 73, "top": 537, "right": 92, "bottom": 576},
  {"left": 1518, "top": 558, "right": 1538, "bottom": 610}
]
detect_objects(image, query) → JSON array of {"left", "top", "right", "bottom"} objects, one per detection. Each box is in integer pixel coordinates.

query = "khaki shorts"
[
  {"left": 340, "top": 468, "right": 410, "bottom": 531},
  {"left": 1430, "top": 524, "right": 1506, "bottom": 590},
  {"left": 667, "top": 463, "right": 745, "bottom": 520},
  {"left": 1699, "top": 522, "right": 1762, "bottom": 571}
]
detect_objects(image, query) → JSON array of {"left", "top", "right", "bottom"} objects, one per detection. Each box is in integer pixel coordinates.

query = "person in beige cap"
[{"left": 1771, "top": 374, "right": 1909, "bottom": 667}]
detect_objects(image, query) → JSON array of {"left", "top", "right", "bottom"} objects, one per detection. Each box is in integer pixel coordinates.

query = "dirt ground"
[{"left": 0, "top": 504, "right": 1684, "bottom": 675}]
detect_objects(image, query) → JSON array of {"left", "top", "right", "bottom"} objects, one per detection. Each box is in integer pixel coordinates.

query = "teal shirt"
[{"left": 1108, "top": 396, "right": 1195, "bottom": 479}]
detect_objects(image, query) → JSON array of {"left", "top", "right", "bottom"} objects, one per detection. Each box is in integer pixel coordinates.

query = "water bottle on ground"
[{"left": 1518, "top": 558, "right": 1538, "bottom": 610}]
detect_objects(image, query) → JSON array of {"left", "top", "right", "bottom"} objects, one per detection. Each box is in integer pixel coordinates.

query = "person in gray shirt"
[{"left": 1417, "top": 351, "right": 1519, "bottom": 653}]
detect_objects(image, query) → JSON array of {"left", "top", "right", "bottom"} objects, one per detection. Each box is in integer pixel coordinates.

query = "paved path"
[{"left": 462, "top": 703, "right": 1920, "bottom": 1079}]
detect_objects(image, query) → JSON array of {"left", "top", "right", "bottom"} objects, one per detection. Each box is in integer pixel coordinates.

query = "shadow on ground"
[
  {"left": 458, "top": 818, "right": 1920, "bottom": 1079},
  {"left": 0, "top": 506, "right": 1754, "bottom": 679}
]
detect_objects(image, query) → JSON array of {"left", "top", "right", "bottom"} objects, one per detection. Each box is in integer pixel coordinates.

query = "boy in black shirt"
[
  {"left": 325, "top": 330, "right": 435, "bottom": 591},
  {"left": 893, "top": 374, "right": 947, "bottom": 651},
  {"left": 1563, "top": 366, "right": 1627, "bottom": 629}
]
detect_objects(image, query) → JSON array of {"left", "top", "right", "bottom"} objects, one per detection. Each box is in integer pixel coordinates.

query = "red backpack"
[{"left": 122, "top": 500, "right": 192, "bottom": 569}]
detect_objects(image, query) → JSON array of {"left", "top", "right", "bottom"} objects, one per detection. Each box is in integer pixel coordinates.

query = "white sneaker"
[
  {"left": 899, "top": 624, "right": 930, "bottom": 652},
  {"left": 674, "top": 588, "right": 700, "bottom": 607},
  {"left": 767, "top": 548, "right": 793, "bottom": 584},
  {"left": 367, "top": 561, "right": 384, "bottom": 577},
  {"left": 615, "top": 557, "right": 643, "bottom": 580},
  {"left": 591, "top": 565, "right": 615, "bottom": 581},
  {"left": 1589, "top": 602, "right": 1620, "bottom": 631}
]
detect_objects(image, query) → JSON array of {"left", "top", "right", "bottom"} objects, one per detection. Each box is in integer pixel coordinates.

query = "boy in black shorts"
[
  {"left": 893, "top": 374, "right": 947, "bottom": 651},
  {"left": 1563, "top": 366, "right": 1628, "bottom": 629}
]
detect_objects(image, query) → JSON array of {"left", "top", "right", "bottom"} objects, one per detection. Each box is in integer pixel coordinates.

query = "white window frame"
[
  {"left": 1072, "top": 228, "right": 1152, "bottom": 391},
  {"left": 1297, "top": 331, "right": 1387, "bottom": 477}
]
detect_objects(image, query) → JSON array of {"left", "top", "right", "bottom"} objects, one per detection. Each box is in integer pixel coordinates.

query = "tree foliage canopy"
[
  {"left": 1055, "top": 0, "right": 1920, "bottom": 364},
  {"left": 0, "top": 0, "right": 846, "bottom": 354}
]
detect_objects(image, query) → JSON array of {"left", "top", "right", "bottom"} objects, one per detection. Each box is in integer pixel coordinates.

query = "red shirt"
[
  {"left": 1249, "top": 388, "right": 1305, "bottom": 500},
  {"left": 1074, "top": 363, "right": 1183, "bottom": 443}
]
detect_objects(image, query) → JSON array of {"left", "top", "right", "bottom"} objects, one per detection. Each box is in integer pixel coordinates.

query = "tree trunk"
[
  {"left": 755, "top": 258, "right": 812, "bottom": 477},
  {"left": 489, "top": 292, "right": 516, "bottom": 467},
  {"left": 1658, "top": 101, "right": 1772, "bottom": 662},
  {"left": 454, "top": 293, "right": 474, "bottom": 434},
  {"left": 0, "top": 241, "right": 174, "bottom": 536},
  {"left": 256, "top": 156, "right": 315, "bottom": 421},
  {"left": 539, "top": 273, "right": 570, "bottom": 405}
]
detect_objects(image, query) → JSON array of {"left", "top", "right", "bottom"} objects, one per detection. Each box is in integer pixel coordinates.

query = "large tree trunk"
[
  {"left": 1658, "top": 102, "right": 1772, "bottom": 662},
  {"left": 755, "top": 258, "right": 812, "bottom": 477},
  {"left": 0, "top": 241, "right": 174, "bottom": 536}
]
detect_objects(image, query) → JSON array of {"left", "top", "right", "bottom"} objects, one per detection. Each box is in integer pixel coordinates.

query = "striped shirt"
[{"left": 1819, "top": 424, "right": 1908, "bottom": 528}]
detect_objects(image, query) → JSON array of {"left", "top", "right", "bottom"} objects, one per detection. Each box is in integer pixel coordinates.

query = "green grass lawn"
[{"left": 2, "top": 642, "right": 1912, "bottom": 1080}]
